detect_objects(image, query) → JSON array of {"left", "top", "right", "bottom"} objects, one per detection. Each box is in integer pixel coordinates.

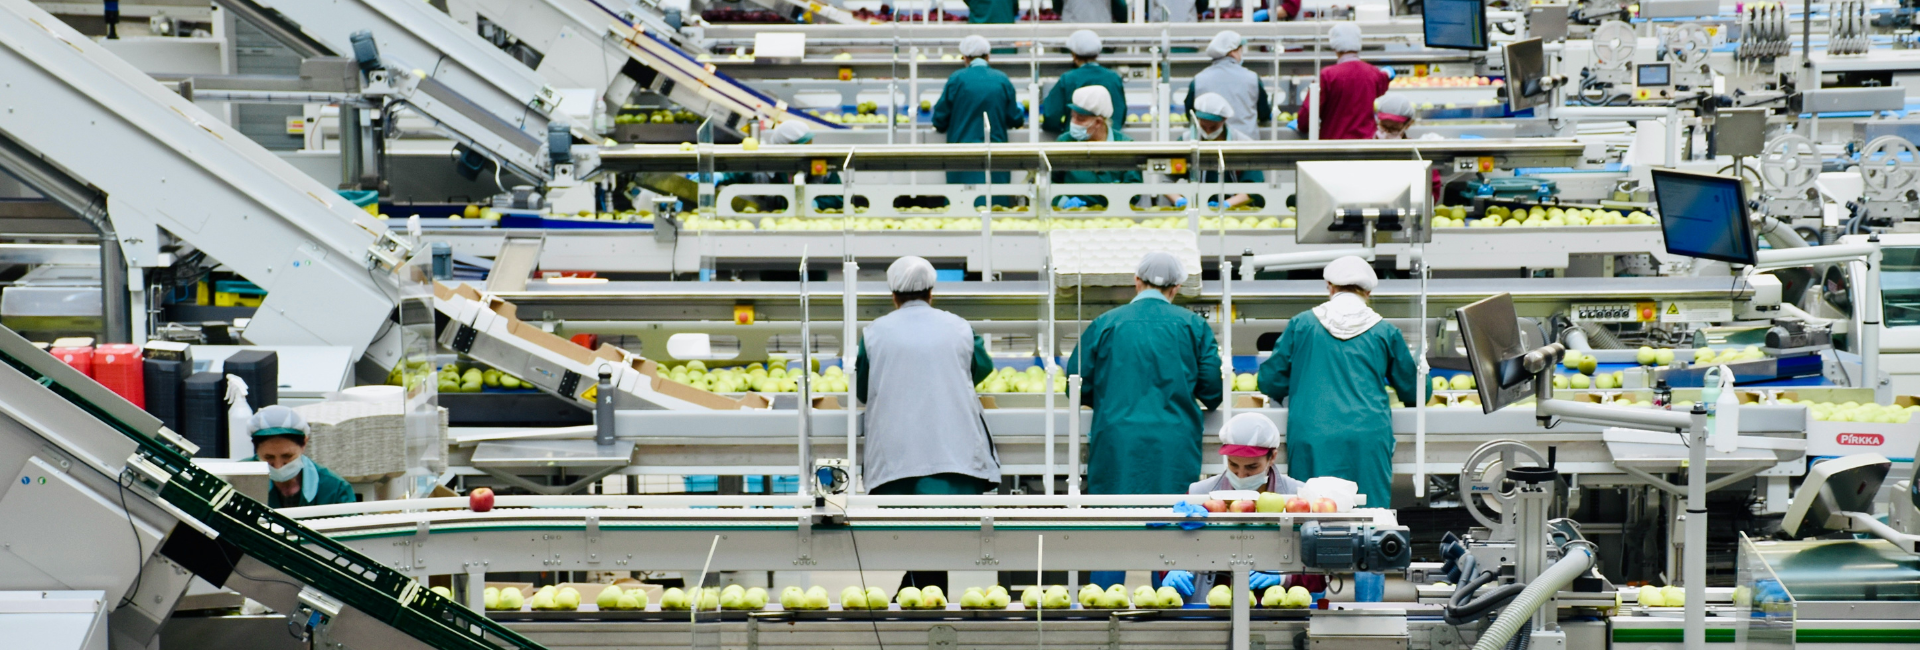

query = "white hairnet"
[
  {"left": 959, "top": 35, "right": 991, "bottom": 58},
  {"left": 888, "top": 256, "right": 938, "bottom": 293},
  {"left": 249, "top": 404, "right": 310, "bottom": 436},
  {"left": 1193, "top": 93, "right": 1235, "bottom": 121},
  {"left": 1136, "top": 251, "right": 1188, "bottom": 288},
  {"left": 1375, "top": 93, "right": 1415, "bottom": 120},
  {"left": 767, "top": 120, "right": 813, "bottom": 145},
  {"left": 1323, "top": 255, "right": 1378, "bottom": 290},
  {"left": 1207, "top": 30, "right": 1246, "bottom": 59},
  {"left": 1221, "top": 413, "right": 1281, "bottom": 450},
  {"left": 1067, "top": 29, "right": 1102, "bottom": 57},
  {"left": 1070, "top": 85, "right": 1113, "bottom": 119},
  {"left": 1329, "top": 22, "right": 1362, "bottom": 53}
]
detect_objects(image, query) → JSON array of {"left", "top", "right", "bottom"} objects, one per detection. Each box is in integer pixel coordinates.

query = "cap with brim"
[
  {"left": 252, "top": 427, "right": 306, "bottom": 439},
  {"left": 1378, "top": 112, "right": 1413, "bottom": 124},
  {"left": 1221, "top": 444, "right": 1273, "bottom": 457},
  {"left": 1069, "top": 103, "right": 1099, "bottom": 115},
  {"left": 1194, "top": 110, "right": 1227, "bottom": 122}
]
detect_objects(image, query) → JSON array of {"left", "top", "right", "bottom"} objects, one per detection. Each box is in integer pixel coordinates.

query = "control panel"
[{"left": 1572, "top": 302, "right": 1658, "bottom": 323}]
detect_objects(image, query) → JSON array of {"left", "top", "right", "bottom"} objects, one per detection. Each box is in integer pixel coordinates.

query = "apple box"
[{"left": 1807, "top": 420, "right": 1920, "bottom": 461}]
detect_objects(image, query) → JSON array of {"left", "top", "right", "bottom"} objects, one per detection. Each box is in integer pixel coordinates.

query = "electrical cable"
[
  {"left": 115, "top": 469, "right": 146, "bottom": 609},
  {"left": 830, "top": 498, "right": 886, "bottom": 650}
]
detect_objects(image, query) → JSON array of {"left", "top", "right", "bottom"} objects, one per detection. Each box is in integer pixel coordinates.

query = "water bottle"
[{"left": 1652, "top": 378, "right": 1672, "bottom": 410}]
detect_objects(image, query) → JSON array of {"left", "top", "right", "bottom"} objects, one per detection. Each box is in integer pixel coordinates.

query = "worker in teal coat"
[
  {"left": 933, "top": 35, "right": 1026, "bottom": 207},
  {"left": 245, "top": 405, "right": 356, "bottom": 508},
  {"left": 968, "top": 0, "right": 1018, "bottom": 22},
  {"left": 1066, "top": 251, "right": 1222, "bottom": 496},
  {"left": 1039, "top": 30, "right": 1128, "bottom": 136},
  {"left": 1052, "top": 86, "right": 1140, "bottom": 210},
  {"left": 1256, "top": 256, "right": 1417, "bottom": 509}
]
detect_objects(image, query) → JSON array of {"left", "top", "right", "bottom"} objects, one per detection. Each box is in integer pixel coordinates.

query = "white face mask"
[
  {"left": 1225, "top": 466, "right": 1267, "bottom": 490},
  {"left": 268, "top": 455, "right": 307, "bottom": 482},
  {"left": 1198, "top": 125, "right": 1224, "bottom": 141},
  {"left": 1069, "top": 122, "right": 1092, "bottom": 141}
]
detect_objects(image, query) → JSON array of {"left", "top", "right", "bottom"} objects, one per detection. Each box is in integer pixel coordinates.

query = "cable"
[
  {"left": 115, "top": 469, "right": 146, "bottom": 609},
  {"left": 830, "top": 499, "right": 886, "bottom": 650}
]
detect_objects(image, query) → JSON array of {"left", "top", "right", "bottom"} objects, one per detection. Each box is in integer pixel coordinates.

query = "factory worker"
[
  {"left": 1257, "top": 256, "right": 1416, "bottom": 509},
  {"left": 1067, "top": 251, "right": 1222, "bottom": 588},
  {"left": 1162, "top": 93, "right": 1262, "bottom": 209},
  {"left": 933, "top": 35, "right": 1026, "bottom": 207},
  {"left": 856, "top": 256, "right": 999, "bottom": 591},
  {"left": 968, "top": 0, "right": 1017, "bottom": 23},
  {"left": 1150, "top": 0, "right": 1198, "bottom": 23},
  {"left": 1039, "top": 30, "right": 1128, "bottom": 135},
  {"left": 1295, "top": 23, "right": 1391, "bottom": 140},
  {"left": 1374, "top": 93, "right": 1416, "bottom": 139},
  {"left": 1159, "top": 413, "right": 1305, "bottom": 598},
  {"left": 1262, "top": 0, "right": 1300, "bottom": 20},
  {"left": 1053, "top": 86, "right": 1141, "bottom": 210},
  {"left": 1056, "top": 0, "right": 1128, "bottom": 24},
  {"left": 1185, "top": 31, "right": 1271, "bottom": 141},
  {"left": 246, "top": 405, "right": 356, "bottom": 508}
]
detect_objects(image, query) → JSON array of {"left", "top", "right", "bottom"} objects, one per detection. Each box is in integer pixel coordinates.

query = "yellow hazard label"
[
  {"left": 1667, "top": 303, "right": 1680, "bottom": 315},
  {"left": 580, "top": 385, "right": 598, "bottom": 401}
]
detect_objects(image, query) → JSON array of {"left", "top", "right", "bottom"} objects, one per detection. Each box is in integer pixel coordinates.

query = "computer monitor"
[
  {"left": 1504, "top": 38, "right": 1547, "bottom": 111},
  {"left": 1636, "top": 63, "right": 1671, "bottom": 87},
  {"left": 1651, "top": 168, "right": 1758, "bottom": 266},
  {"left": 1424, "top": 0, "right": 1489, "bottom": 50},
  {"left": 1455, "top": 293, "right": 1538, "bottom": 414},
  {"left": 1295, "top": 160, "right": 1433, "bottom": 245}
]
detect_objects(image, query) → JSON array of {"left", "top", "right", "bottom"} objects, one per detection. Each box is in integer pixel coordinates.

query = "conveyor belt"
[{"left": 0, "top": 322, "right": 549, "bottom": 650}]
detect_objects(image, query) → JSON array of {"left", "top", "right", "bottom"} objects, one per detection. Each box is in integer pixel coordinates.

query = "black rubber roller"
[{"left": 1506, "top": 466, "right": 1559, "bottom": 484}]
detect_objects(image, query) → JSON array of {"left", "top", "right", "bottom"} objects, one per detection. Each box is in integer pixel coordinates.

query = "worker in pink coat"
[{"left": 1296, "top": 23, "right": 1391, "bottom": 140}]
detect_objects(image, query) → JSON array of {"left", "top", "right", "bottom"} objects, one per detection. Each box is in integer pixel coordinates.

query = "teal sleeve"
[
  {"left": 1003, "top": 79, "right": 1028, "bottom": 130},
  {"left": 1040, "top": 81, "right": 1069, "bottom": 134},
  {"left": 1066, "top": 323, "right": 1098, "bottom": 408},
  {"left": 1258, "top": 328, "right": 1293, "bottom": 405},
  {"left": 1107, "top": 79, "right": 1128, "bottom": 120},
  {"left": 856, "top": 339, "right": 870, "bottom": 403},
  {"left": 1241, "top": 169, "right": 1266, "bottom": 183},
  {"left": 932, "top": 78, "right": 954, "bottom": 133},
  {"left": 972, "top": 335, "right": 994, "bottom": 383},
  {"left": 1195, "top": 319, "right": 1224, "bottom": 410},
  {"left": 1183, "top": 80, "right": 1195, "bottom": 117},
  {"left": 1384, "top": 326, "right": 1420, "bottom": 407},
  {"left": 317, "top": 470, "right": 356, "bottom": 506}
]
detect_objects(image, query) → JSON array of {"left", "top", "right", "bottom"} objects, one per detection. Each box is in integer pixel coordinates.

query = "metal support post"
[
  {"left": 1231, "top": 561, "right": 1252, "bottom": 650},
  {"left": 843, "top": 258, "right": 859, "bottom": 491},
  {"left": 1683, "top": 408, "right": 1708, "bottom": 650}
]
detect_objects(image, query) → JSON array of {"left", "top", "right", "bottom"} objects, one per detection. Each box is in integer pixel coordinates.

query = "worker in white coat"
[
  {"left": 1158, "top": 413, "right": 1304, "bottom": 598},
  {"left": 1185, "top": 31, "right": 1271, "bottom": 141},
  {"left": 856, "top": 256, "right": 1000, "bottom": 590}
]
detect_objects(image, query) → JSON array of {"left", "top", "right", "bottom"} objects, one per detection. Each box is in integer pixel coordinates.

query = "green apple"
[
  {"left": 484, "top": 588, "right": 501, "bottom": 610},
  {"left": 746, "top": 587, "right": 768, "bottom": 609},
  {"left": 1256, "top": 492, "right": 1288, "bottom": 513},
  {"left": 842, "top": 586, "right": 867, "bottom": 610},
  {"left": 1449, "top": 374, "right": 1474, "bottom": 390},
  {"left": 1157, "top": 586, "right": 1182, "bottom": 608},
  {"left": 628, "top": 589, "right": 650, "bottom": 609},
  {"left": 923, "top": 586, "right": 947, "bottom": 608},
  {"left": 1022, "top": 587, "right": 1039, "bottom": 608},
  {"left": 780, "top": 586, "right": 803, "bottom": 609},
  {"left": 615, "top": 593, "right": 640, "bottom": 610},
  {"left": 804, "top": 586, "right": 830, "bottom": 610},
  {"left": 1595, "top": 373, "right": 1617, "bottom": 389},
  {"left": 1636, "top": 346, "right": 1658, "bottom": 365},
  {"left": 1431, "top": 376, "right": 1449, "bottom": 393},
  {"left": 1260, "top": 586, "right": 1284, "bottom": 608},
  {"left": 961, "top": 589, "right": 987, "bottom": 609},
  {"left": 1078, "top": 584, "right": 1103, "bottom": 607},
  {"left": 866, "top": 587, "right": 887, "bottom": 609},
  {"left": 987, "top": 586, "right": 1010, "bottom": 608},
  {"left": 1552, "top": 375, "right": 1569, "bottom": 389},
  {"left": 597, "top": 585, "right": 623, "bottom": 609},
  {"left": 1042, "top": 587, "right": 1071, "bottom": 609},
  {"left": 1656, "top": 349, "right": 1675, "bottom": 365},
  {"left": 1661, "top": 585, "right": 1685, "bottom": 606},
  {"left": 699, "top": 588, "right": 720, "bottom": 611},
  {"left": 1286, "top": 586, "right": 1312, "bottom": 608},
  {"left": 1206, "top": 585, "right": 1232, "bottom": 608},
  {"left": 530, "top": 589, "right": 556, "bottom": 611},
  {"left": 1134, "top": 586, "right": 1157, "bottom": 608},
  {"left": 1578, "top": 356, "right": 1598, "bottom": 375},
  {"left": 1571, "top": 374, "right": 1591, "bottom": 389},
  {"left": 898, "top": 586, "right": 922, "bottom": 609}
]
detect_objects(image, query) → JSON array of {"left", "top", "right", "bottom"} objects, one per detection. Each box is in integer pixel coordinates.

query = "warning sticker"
[{"left": 1658, "top": 301, "right": 1734, "bottom": 323}]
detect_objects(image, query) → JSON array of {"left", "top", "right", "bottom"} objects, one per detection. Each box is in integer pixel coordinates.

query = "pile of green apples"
[
  {"left": 1634, "top": 585, "right": 1687, "bottom": 607},
  {"left": 1694, "top": 345, "right": 1768, "bottom": 366},
  {"left": 1551, "top": 350, "right": 1625, "bottom": 389},
  {"left": 959, "top": 586, "right": 1014, "bottom": 609},
  {"left": 593, "top": 585, "right": 653, "bottom": 610},
  {"left": 895, "top": 586, "right": 949, "bottom": 609},
  {"left": 1798, "top": 400, "right": 1918, "bottom": 423},
  {"left": 483, "top": 586, "right": 525, "bottom": 610},
  {"left": 977, "top": 366, "right": 1068, "bottom": 393},
  {"left": 779, "top": 586, "right": 837, "bottom": 610},
  {"left": 659, "top": 587, "right": 725, "bottom": 611},
  {"left": 1020, "top": 585, "right": 1075, "bottom": 609},
  {"left": 659, "top": 361, "right": 853, "bottom": 393},
  {"left": 1232, "top": 372, "right": 1260, "bottom": 391},
  {"left": 1468, "top": 205, "right": 1655, "bottom": 228},
  {"left": 435, "top": 363, "right": 529, "bottom": 393},
  {"left": 679, "top": 214, "right": 1298, "bottom": 232},
  {"left": 1261, "top": 585, "right": 1316, "bottom": 608},
  {"left": 529, "top": 585, "right": 582, "bottom": 611}
]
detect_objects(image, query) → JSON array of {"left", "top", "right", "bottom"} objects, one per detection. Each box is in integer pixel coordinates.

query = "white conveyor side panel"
[{"left": 0, "top": 0, "right": 397, "bottom": 362}]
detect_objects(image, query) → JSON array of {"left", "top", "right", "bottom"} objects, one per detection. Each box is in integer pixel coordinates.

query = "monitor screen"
[
  {"left": 1652, "top": 169, "right": 1757, "bottom": 266},
  {"left": 1424, "top": 0, "right": 1489, "bottom": 50},
  {"left": 1503, "top": 38, "right": 1546, "bottom": 110},
  {"left": 1637, "top": 63, "right": 1670, "bottom": 87}
]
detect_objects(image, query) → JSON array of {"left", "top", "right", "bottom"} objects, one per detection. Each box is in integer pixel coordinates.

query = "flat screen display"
[
  {"left": 1652, "top": 168, "right": 1757, "bottom": 266},
  {"left": 1637, "top": 63, "right": 1671, "bottom": 87},
  {"left": 1424, "top": 0, "right": 1489, "bottom": 50}
]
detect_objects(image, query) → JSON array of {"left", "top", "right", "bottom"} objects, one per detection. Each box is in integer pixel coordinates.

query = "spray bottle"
[
  {"left": 1701, "top": 367, "right": 1740, "bottom": 452},
  {"left": 224, "top": 374, "right": 253, "bottom": 460}
]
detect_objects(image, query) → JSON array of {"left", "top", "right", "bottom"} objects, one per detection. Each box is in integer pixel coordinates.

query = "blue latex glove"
[
  {"left": 1207, "top": 200, "right": 1220, "bottom": 209},
  {"left": 1287, "top": 119, "right": 1300, "bottom": 132},
  {"left": 1152, "top": 500, "right": 1211, "bottom": 531},
  {"left": 1163, "top": 570, "right": 1197, "bottom": 597},
  {"left": 1060, "top": 197, "right": 1087, "bottom": 209},
  {"left": 1379, "top": 65, "right": 1396, "bottom": 80},
  {"left": 1248, "top": 571, "right": 1283, "bottom": 591},
  {"left": 1254, "top": 8, "right": 1270, "bottom": 20},
  {"left": 1174, "top": 196, "right": 1189, "bottom": 208}
]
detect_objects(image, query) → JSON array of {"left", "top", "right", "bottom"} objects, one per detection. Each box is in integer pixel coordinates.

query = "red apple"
[
  {"left": 1201, "top": 499, "right": 1228, "bottom": 513},
  {"left": 1284, "top": 496, "right": 1311, "bottom": 513},
  {"left": 1310, "top": 498, "right": 1338, "bottom": 513},
  {"left": 1230, "top": 500, "right": 1257, "bottom": 513},
  {"left": 469, "top": 487, "right": 495, "bottom": 512}
]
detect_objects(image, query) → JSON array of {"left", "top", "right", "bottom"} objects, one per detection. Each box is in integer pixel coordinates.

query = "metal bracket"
[
  {"left": 1108, "top": 614, "right": 1122, "bottom": 650},
  {"left": 542, "top": 534, "right": 564, "bottom": 567},
  {"left": 586, "top": 516, "right": 602, "bottom": 565},
  {"left": 928, "top": 624, "right": 957, "bottom": 650},
  {"left": 411, "top": 521, "right": 430, "bottom": 571},
  {"left": 977, "top": 516, "right": 998, "bottom": 566},
  {"left": 795, "top": 515, "right": 815, "bottom": 566},
  {"left": 747, "top": 613, "right": 760, "bottom": 650}
]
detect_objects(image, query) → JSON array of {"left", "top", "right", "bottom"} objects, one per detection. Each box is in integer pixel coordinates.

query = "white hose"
[{"left": 1469, "top": 544, "right": 1597, "bottom": 650}]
